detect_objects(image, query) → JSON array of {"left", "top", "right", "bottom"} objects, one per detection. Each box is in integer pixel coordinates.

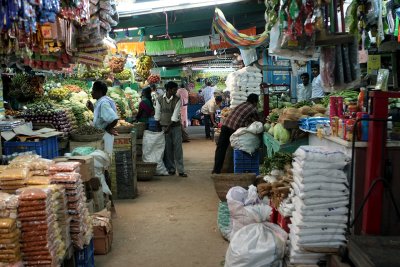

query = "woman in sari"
[{"left": 136, "top": 87, "right": 155, "bottom": 127}]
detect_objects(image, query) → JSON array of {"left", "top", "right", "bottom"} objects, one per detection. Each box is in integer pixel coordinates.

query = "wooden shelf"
[{"left": 315, "top": 33, "right": 356, "bottom": 46}]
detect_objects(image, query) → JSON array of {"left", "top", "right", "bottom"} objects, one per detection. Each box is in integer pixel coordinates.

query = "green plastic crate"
[{"left": 263, "top": 132, "right": 308, "bottom": 158}]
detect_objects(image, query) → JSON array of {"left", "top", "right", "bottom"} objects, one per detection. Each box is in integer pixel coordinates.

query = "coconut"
[{"left": 313, "top": 104, "right": 327, "bottom": 114}]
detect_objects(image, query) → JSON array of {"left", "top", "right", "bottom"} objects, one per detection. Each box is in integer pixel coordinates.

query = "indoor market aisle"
[{"left": 95, "top": 127, "right": 229, "bottom": 267}]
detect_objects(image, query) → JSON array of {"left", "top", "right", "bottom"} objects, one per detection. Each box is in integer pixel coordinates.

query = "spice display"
[{"left": 71, "top": 125, "right": 104, "bottom": 136}]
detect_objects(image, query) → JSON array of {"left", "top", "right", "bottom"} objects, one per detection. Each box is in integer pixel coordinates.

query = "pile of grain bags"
[
  {"left": 288, "top": 146, "right": 349, "bottom": 265},
  {"left": 225, "top": 66, "right": 262, "bottom": 109}
]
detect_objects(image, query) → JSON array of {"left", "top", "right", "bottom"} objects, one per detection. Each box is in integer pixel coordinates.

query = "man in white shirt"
[
  {"left": 201, "top": 96, "right": 223, "bottom": 139},
  {"left": 297, "top": 73, "right": 312, "bottom": 102},
  {"left": 200, "top": 81, "right": 215, "bottom": 103},
  {"left": 154, "top": 81, "right": 187, "bottom": 177},
  {"left": 311, "top": 65, "right": 325, "bottom": 102}
]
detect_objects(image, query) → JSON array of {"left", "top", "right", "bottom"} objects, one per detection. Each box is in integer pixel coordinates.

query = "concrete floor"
[{"left": 95, "top": 127, "right": 229, "bottom": 267}]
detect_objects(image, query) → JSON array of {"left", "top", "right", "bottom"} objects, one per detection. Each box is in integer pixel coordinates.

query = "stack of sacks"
[
  {"left": 49, "top": 162, "right": 93, "bottom": 249},
  {"left": 288, "top": 146, "right": 349, "bottom": 265},
  {"left": 17, "top": 187, "right": 66, "bottom": 266},
  {"left": 0, "top": 193, "right": 19, "bottom": 220},
  {"left": 225, "top": 66, "right": 262, "bottom": 108},
  {"left": 0, "top": 218, "right": 22, "bottom": 265},
  {"left": 75, "top": 0, "right": 118, "bottom": 66},
  {"left": 0, "top": 169, "right": 28, "bottom": 194}
]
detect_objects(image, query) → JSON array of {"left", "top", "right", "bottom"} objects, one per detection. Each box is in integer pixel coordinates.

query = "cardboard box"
[
  {"left": 92, "top": 209, "right": 113, "bottom": 255},
  {"left": 94, "top": 230, "right": 113, "bottom": 255},
  {"left": 54, "top": 156, "right": 94, "bottom": 182}
]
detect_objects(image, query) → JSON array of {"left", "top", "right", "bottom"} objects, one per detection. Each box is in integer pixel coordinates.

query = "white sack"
[
  {"left": 90, "top": 150, "right": 112, "bottom": 195},
  {"left": 293, "top": 176, "right": 348, "bottom": 192},
  {"left": 225, "top": 222, "right": 287, "bottom": 267},
  {"left": 294, "top": 158, "right": 348, "bottom": 170},
  {"left": 227, "top": 186, "right": 272, "bottom": 239},
  {"left": 294, "top": 146, "right": 350, "bottom": 163},
  {"left": 292, "top": 163, "right": 347, "bottom": 179},
  {"left": 142, "top": 130, "right": 169, "bottom": 175},
  {"left": 230, "top": 122, "right": 263, "bottom": 154}
]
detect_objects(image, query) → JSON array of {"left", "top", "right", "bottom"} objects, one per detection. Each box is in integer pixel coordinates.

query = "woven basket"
[
  {"left": 137, "top": 161, "right": 157, "bottom": 181},
  {"left": 70, "top": 132, "right": 104, "bottom": 142},
  {"left": 115, "top": 125, "right": 134, "bottom": 134},
  {"left": 211, "top": 173, "right": 256, "bottom": 201},
  {"left": 133, "top": 122, "right": 146, "bottom": 138}
]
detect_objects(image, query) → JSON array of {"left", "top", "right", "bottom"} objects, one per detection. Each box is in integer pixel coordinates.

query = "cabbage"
[
  {"left": 268, "top": 123, "right": 275, "bottom": 135},
  {"left": 273, "top": 123, "right": 291, "bottom": 144},
  {"left": 264, "top": 123, "right": 271, "bottom": 132}
]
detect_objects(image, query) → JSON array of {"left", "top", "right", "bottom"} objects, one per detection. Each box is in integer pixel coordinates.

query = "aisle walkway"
[{"left": 95, "top": 127, "right": 229, "bottom": 267}]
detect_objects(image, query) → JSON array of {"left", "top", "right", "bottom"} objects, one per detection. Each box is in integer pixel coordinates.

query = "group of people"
[{"left": 297, "top": 64, "right": 325, "bottom": 102}]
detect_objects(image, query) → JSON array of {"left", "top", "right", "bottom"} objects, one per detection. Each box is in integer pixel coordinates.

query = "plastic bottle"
[
  {"left": 358, "top": 88, "right": 365, "bottom": 112},
  {"left": 361, "top": 114, "right": 369, "bottom": 141},
  {"left": 338, "top": 118, "right": 345, "bottom": 139}
]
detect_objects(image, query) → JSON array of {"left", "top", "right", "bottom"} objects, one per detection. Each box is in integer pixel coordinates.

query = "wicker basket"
[
  {"left": 211, "top": 173, "right": 256, "bottom": 201},
  {"left": 133, "top": 122, "right": 146, "bottom": 138},
  {"left": 115, "top": 125, "right": 134, "bottom": 134},
  {"left": 70, "top": 132, "right": 104, "bottom": 142},
  {"left": 137, "top": 161, "right": 157, "bottom": 181}
]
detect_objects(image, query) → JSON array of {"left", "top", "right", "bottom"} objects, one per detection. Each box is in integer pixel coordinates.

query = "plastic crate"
[
  {"left": 4, "top": 136, "right": 59, "bottom": 159},
  {"left": 75, "top": 239, "right": 94, "bottom": 267},
  {"left": 233, "top": 150, "right": 260, "bottom": 175}
]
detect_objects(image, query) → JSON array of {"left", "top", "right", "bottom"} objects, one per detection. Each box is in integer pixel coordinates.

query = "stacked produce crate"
[{"left": 109, "top": 131, "right": 137, "bottom": 199}]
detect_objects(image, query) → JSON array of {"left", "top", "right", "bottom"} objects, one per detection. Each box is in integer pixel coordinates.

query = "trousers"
[
  {"left": 213, "top": 125, "right": 235, "bottom": 174},
  {"left": 163, "top": 125, "right": 185, "bottom": 173},
  {"left": 204, "top": 114, "right": 212, "bottom": 138}
]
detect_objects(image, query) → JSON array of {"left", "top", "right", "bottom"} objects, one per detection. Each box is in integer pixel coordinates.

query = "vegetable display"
[
  {"left": 261, "top": 152, "right": 293, "bottom": 176},
  {"left": 135, "top": 55, "right": 153, "bottom": 80},
  {"left": 72, "top": 125, "right": 104, "bottom": 135},
  {"left": 321, "top": 89, "right": 359, "bottom": 107},
  {"left": 48, "top": 87, "right": 71, "bottom": 102},
  {"left": 9, "top": 74, "right": 44, "bottom": 102},
  {"left": 109, "top": 56, "right": 126, "bottom": 74},
  {"left": 147, "top": 74, "right": 160, "bottom": 84},
  {"left": 114, "top": 69, "right": 132, "bottom": 81}
]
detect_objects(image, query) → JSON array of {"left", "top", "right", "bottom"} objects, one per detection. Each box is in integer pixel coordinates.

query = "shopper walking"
[
  {"left": 177, "top": 84, "right": 190, "bottom": 142},
  {"left": 212, "top": 94, "right": 259, "bottom": 174},
  {"left": 201, "top": 95, "right": 223, "bottom": 139},
  {"left": 155, "top": 81, "right": 188, "bottom": 177},
  {"left": 136, "top": 87, "right": 155, "bottom": 127},
  {"left": 200, "top": 81, "right": 215, "bottom": 103}
]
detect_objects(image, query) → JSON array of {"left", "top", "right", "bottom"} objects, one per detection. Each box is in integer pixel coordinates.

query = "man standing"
[
  {"left": 201, "top": 95, "right": 223, "bottom": 139},
  {"left": 155, "top": 81, "right": 188, "bottom": 177},
  {"left": 297, "top": 73, "right": 312, "bottom": 102},
  {"left": 176, "top": 84, "right": 190, "bottom": 142},
  {"left": 87, "top": 81, "right": 119, "bottom": 155},
  {"left": 200, "top": 81, "right": 215, "bottom": 103},
  {"left": 212, "top": 94, "right": 259, "bottom": 174},
  {"left": 311, "top": 65, "right": 325, "bottom": 102}
]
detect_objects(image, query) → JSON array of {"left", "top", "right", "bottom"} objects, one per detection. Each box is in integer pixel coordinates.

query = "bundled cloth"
[{"left": 288, "top": 146, "right": 349, "bottom": 265}]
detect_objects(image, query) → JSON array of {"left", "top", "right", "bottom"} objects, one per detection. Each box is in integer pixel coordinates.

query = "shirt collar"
[{"left": 163, "top": 93, "right": 174, "bottom": 102}]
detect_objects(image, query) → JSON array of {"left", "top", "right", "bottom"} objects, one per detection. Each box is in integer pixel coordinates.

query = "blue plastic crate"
[
  {"left": 233, "top": 149, "right": 259, "bottom": 162},
  {"left": 233, "top": 150, "right": 259, "bottom": 175},
  {"left": 75, "top": 239, "right": 94, "bottom": 267},
  {"left": 234, "top": 166, "right": 259, "bottom": 175},
  {"left": 4, "top": 136, "right": 59, "bottom": 159}
]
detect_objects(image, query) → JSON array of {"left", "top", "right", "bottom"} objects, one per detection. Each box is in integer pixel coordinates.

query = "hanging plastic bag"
[
  {"left": 225, "top": 222, "right": 288, "bottom": 267},
  {"left": 142, "top": 130, "right": 169, "bottom": 175}
]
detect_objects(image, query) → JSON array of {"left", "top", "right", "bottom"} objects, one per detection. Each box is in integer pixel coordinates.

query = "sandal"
[{"left": 179, "top": 173, "right": 188, "bottom": 177}]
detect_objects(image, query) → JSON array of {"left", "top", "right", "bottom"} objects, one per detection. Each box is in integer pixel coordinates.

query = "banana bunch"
[{"left": 136, "top": 55, "right": 153, "bottom": 79}]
